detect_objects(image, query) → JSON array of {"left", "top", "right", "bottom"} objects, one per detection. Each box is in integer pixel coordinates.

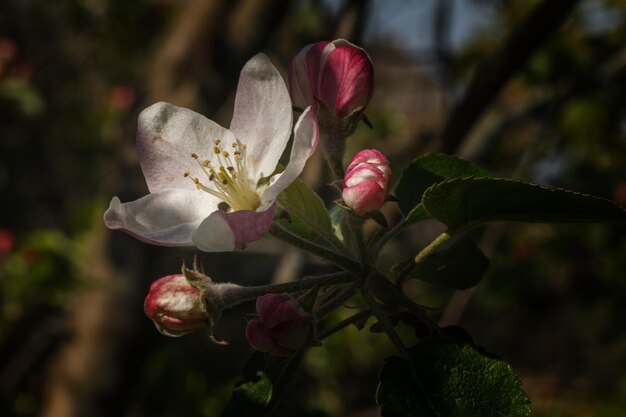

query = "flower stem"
[
  {"left": 317, "top": 309, "right": 372, "bottom": 340},
  {"left": 319, "top": 130, "right": 346, "bottom": 179},
  {"left": 345, "top": 214, "right": 370, "bottom": 268},
  {"left": 219, "top": 271, "right": 355, "bottom": 308},
  {"left": 315, "top": 278, "right": 364, "bottom": 318},
  {"left": 361, "top": 289, "right": 411, "bottom": 361},
  {"left": 269, "top": 222, "right": 361, "bottom": 273},
  {"left": 368, "top": 218, "right": 407, "bottom": 259}
]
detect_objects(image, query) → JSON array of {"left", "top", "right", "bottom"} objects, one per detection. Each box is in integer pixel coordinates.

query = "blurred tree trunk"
[
  {"left": 39, "top": 225, "right": 144, "bottom": 417},
  {"left": 148, "top": 0, "right": 229, "bottom": 106},
  {"left": 441, "top": 0, "right": 581, "bottom": 154},
  {"left": 39, "top": 2, "right": 295, "bottom": 416}
]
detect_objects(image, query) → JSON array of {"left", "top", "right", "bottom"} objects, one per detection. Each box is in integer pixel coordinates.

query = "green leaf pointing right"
[
  {"left": 423, "top": 177, "right": 626, "bottom": 230},
  {"left": 395, "top": 154, "right": 490, "bottom": 224},
  {"left": 376, "top": 336, "right": 532, "bottom": 417}
]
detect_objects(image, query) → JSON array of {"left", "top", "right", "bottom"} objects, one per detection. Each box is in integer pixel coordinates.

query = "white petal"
[
  {"left": 103, "top": 190, "right": 219, "bottom": 246},
  {"left": 229, "top": 54, "right": 293, "bottom": 181},
  {"left": 192, "top": 211, "right": 236, "bottom": 252},
  {"left": 137, "top": 102, "right": 237, "bottom": 193},
  {"left": 261, "top": 107, "right": 318, "bottom": 204}
]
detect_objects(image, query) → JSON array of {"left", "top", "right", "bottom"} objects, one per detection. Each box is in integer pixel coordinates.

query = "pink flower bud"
[
  {"left": 0, "top": 38, "right": 17, "bottom": 63},
  {"left": 144, "top": 274, "right": 208, "bottom": 337},
  {"left": 342, "top": 149, "right": 391, "bottom": 215},
  {"left": 245, "top": 293, "right": 313, "bottom": 357},
  {"left": 289, "top": 39, "right": 374, "bottom": 118},
  {"left": 108, "top": 85, "right": 135, "bottom": 110},
  {"left": 0, "top": 229, "right": 15, "bottom": 256}
]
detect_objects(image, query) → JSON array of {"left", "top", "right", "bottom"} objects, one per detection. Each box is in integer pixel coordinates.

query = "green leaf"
[
  {"left": 220, "top": 371, "right": 272, "bottom": 417},
  {"left": 397, "top": 236, "right": 489, "bottom": 289},
  {"left": 278, "top": 178, "right": 337, "bottom": 246},
  {"left": 220, "top": 351, "right": 305, "bottom": 417},
  {"left": 376, "top": 336, "right": 532, "bottom": 417},
  {"left": 395, "top": 154, "right": 489, "bottom": 223},
  {"left": 423, "top": 177, "right": 626, "bottom": 230}
]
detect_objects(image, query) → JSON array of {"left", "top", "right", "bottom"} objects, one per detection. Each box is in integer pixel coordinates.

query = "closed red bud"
[
  {"left": 245, "top": 293, "right": 313, "bottom": 357},
  {"left": 289, "top": 39, "right": 374, "bottom": 118},
  {"left": 144, "top": 274, "right": 208, "bottom": 337},
  {"left": 342, "top": 149, "right": 391, "bottom": 215}
]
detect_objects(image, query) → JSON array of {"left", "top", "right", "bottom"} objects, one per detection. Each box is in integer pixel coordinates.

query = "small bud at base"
[{"left": 246, "top": 294, "right": 313, "bottom": 357}]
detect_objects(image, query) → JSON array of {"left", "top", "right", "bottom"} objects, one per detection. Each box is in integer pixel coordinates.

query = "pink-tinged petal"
[
  {"left": 261, "top": 107, "right": 319, "bottom": 204},
  {"left": 346, "top": 149, "right": 388, "bottom": 172},
  {"left": 246, "top": 319, "right": 275, "bottom": 352},
  {"left": 344, "top": 163, "right": 387, "bottom": 189},
  {"left": 193, "top": 203, "right": 276, "bottom": 252},
  {"left": 256, "top": 294, "right": 292, "bottom": 324},
  {"left": 104, "top": 190, "right": 220, "bottom": 246},
  {"left": 137, "top": 102, "right": 237, "bottom": 193},
  {"left": 306, "top": 41, "right": 332, "bottom": 99},
  {"left": 342, "top": 181, "right": 385, "bottom": 216},
  {"left": 264, "top": 299, "right": 311, "bottom": 328},
  {"left": 288, "top": 44, "right": 315, "bottom": 110},
  {"left": 320, "top": 43, "right": 374, "bottom": 117},
  {"left": 229, "top": 54, "right": 293, "bottom": 180}
]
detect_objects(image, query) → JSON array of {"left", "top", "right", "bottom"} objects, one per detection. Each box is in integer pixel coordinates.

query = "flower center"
[{"left": 184, "top": 139, "right": 261, "bottom": 211}]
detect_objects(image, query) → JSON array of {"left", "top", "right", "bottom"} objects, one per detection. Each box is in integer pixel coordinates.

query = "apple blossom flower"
[
  {"left": 289, "top": 39, "right": 374, "bottom": 119},
  {"left": 104, "top": 54, "right": 318, "bottom": 251},
  {"left": 144, "top": 274, "right": 208, "bottom": 337},
  {"left": 246, "top": 293, "right": 313, "bottom": 357},
  {"left": 342, "top": 149, "right": 391, "bottom": 215}
]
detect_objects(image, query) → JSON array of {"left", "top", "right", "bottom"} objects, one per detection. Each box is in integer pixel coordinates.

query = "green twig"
[
  {"left": 219, "top": 272, "right": 356, "bottom": 308},
  {"left": 317, "top": 309, "right": 372, "bottom": 340},
  {"left": 346, "top": 214, "right": 369, "bottom": 267},
  {"left": 269, "top": 223, "right": 361, "bottom": 274},
  {"left": 368, "top": 218, "right": 408, "bottom": 260},
  {"left": 361, "top": 289, "right": 411, "bottom": 361},
  {"left": 315, "top": 278, "right": 364, "bottom": 319}
]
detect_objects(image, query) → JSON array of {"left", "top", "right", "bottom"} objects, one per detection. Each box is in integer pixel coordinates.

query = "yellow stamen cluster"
[{"left": 184, "top": 139, "right": 260, "bottom": 211}]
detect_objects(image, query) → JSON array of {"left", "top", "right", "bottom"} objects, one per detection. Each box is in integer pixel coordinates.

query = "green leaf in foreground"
[
  {"left": 277, "top": 178, "right": 335, "bottom": 243},
  {"left": 395, "top": 154, "right": 490, "bottom": 223},
  {"left": 220, "top": 351, "right": 305, "bottom": 417},
  {"left": 423, "top": 177, "right": 626, "bottom": 230},
  {"left": 397, "top": 236, "right": 489, "bottom": 289},
  {"left": 220, "top": 371, "right": 272, "bottom": 417},
  {"left": 377, "top": 336, "right": 532, "bottom": 417}
]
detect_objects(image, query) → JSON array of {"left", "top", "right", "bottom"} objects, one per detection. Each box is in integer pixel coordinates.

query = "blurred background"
[{"left": 1, "top": 0, "right": 626, "bottom": 416}]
